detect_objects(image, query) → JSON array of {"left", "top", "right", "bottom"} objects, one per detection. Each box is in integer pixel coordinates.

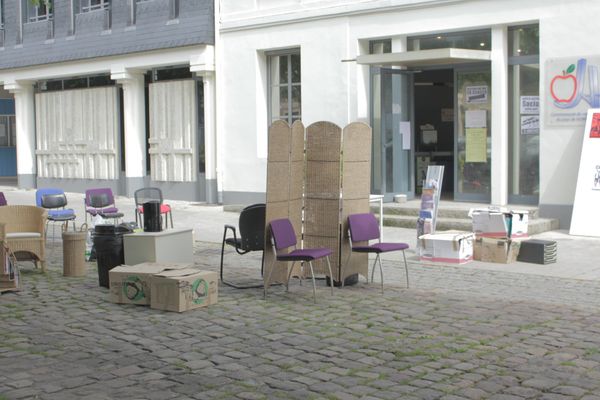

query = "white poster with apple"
[
  {"left": 570, "top": 109, "right": 600, "bottom": 237},
  {"left": 546, "top": 57, "right": 600, "bottom": 126}
]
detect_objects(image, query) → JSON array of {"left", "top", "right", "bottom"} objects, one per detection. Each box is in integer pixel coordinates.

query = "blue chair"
[{"left": 35, "top": 188, "right": 77, "bottom": 243}]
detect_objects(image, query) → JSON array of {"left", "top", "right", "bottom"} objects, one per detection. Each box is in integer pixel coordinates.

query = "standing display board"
[
  {"left": 570, "top": 109, "right": 600, "bottom": 237},
  {"left": 265, "top": 121, "right": 372, "bottom": 286},
  {"left": 417, "top": 165, "right": 444, "bottom": 244}
]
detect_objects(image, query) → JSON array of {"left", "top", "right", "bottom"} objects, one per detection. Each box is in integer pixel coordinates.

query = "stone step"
[{"left": 381, "top": 214, "right": 560, "bottom": 235}]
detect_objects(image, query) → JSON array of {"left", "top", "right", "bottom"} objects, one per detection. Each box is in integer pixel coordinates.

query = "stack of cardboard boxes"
[
  {"left": 108, "top": 263, "right": 218, "bottom": 312},
  {"left": 418, "top": 207, "right": 530, "bottom": 265},
  {"left": 470, "top": 208, "right": 529, "bottom": 264}
]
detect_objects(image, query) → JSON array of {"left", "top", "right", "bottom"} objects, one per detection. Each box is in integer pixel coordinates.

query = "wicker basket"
[{"left": 62, "top": 225, "right": 87, "bottom": 277}]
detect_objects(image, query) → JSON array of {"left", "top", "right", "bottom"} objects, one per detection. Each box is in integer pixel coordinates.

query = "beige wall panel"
[
  {"left": 304, "top": 198, "right": 340, "bottom": 237},
  {"left": 342, "top": 162, "right": 371, "bottom": 200},
  {"left": 149, "top": 79, "right": 197, "bottom": 182},
  {"left": 35, "top": 87, "right": 119, "bottom": 180},
  {"left": 340, "top": 198, "right": 370, "bottom": 282},
  {"left": 305, "top": 161, "right": 341, "bottom": 199}
]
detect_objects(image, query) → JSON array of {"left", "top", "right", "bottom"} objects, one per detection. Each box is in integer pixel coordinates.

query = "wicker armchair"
[{"left": 0, "top": 206, "right": 48, "bottom": 272}]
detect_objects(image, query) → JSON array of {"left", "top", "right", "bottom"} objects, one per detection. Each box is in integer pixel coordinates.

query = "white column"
[
  {"left": 6, "top": 81, "right": 36, "bottom": 189},
  {"left": 111, "top": 68, "right": 146, "bottom": 197},
  {"left": 200, "top": 71, "right": 218, "bottom": 204},
  {"left": 191, "top": 45, "right": 217, "bottom": 203},
  {"left": 491, "top": 26, "right": 509, "bottom": 206}
]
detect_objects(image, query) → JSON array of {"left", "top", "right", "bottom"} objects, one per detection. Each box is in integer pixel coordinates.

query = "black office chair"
[{"left": 220, "top": 203, "right": 266, "bottom": 289}]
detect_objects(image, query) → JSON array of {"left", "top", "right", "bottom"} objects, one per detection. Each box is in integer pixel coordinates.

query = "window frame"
[
  {"left": 80, "top": 0, "right": 110, "bottom": 13},
  {"left": 267, "top": 49, "right": 301, "bottom": 125},
  {"left": 27, "top": 0, "right": 52, "bottom": 22}
]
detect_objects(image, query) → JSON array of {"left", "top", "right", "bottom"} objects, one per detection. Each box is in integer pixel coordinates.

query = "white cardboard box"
[
  {"left": 123, "top": 229, "right": 194, "bottom": 266},
  {"left": 470, "top": 208, "right": 529, "bottom": 239},
  {"left": 150, "top": 269, "right": 218, "bottom": 312},
  {"left": 418, "top": 231, "right": 474, "bottom": 264}
]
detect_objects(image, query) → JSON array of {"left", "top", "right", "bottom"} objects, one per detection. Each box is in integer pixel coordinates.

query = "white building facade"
[{"left": 218, "top": 0, "right": 600, "bottom": 228}]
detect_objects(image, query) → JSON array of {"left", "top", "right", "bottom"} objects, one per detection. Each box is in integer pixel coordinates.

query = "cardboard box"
[
  {"left": 473, "top": 237, "right": 521, "bottom": 264},
  {"left": 109, "top": 262, "right": 192, "bottom": 305},
  {"left": 470, "top": 208, "right": 529, "bottom": 238},
  {"left": 150, "top": 269, "right": 218, "bottom": 312},
  {"left": 419, "top": 231, "right": 474, "bottom": 264},
  {"left": 123, "top": 229, "right": 194, "bottom": 266}
]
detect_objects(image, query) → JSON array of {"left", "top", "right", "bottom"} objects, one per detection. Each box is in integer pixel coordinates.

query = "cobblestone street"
[{"left": 3, "top": 241, "right": 600, "bottom": 400}]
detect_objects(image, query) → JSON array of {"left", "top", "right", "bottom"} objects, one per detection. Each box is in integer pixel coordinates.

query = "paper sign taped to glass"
[{"left": 465, "top": 128, "right": 487, "bottom": 163}]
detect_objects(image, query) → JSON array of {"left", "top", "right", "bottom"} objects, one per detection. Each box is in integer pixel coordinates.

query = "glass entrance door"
[
  {"left": 455, "top": 67, "right": 492, "bottom": 202},
  {"left": 371, "top": 68, "right": 414, "bottom": 201}
]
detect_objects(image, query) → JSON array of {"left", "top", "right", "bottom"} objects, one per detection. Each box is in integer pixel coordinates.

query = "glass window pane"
[
  {"left": 279, "top": 86, "right": 289, "bottom": 118},
  {"left": 279, "top": 55, "right": 288, "bottom": 84},
  {"left": 509, "top": 64, "right": 539, "bottom": 199},
  {"left": 270, "top": 85, "right": 281, "bottom": 121},
  {"left": 509, "top": 25, "right": 539, "bottom": 57},
  {"left": 270, "top": 57, "right": 280, "bottom": 85},
  {"left": 0, "top": 117, "right": 8, "bottom": 147},
  {"left": 291, "top": 85, "right": 301, "bottom": 117},
  {"left": 291, "top": 54, "right": 300, "bottom": 83},
  {"left": 408, "top": 30, "right": 491, "bottom": 51}
]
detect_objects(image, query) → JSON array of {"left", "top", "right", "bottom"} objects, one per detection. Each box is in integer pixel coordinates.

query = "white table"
[
  {"left": 369, "top": 194, "right": 384, "bottom": 241},
  {"left": 123, "top": 229, "right": 194, "bottom": 266}
]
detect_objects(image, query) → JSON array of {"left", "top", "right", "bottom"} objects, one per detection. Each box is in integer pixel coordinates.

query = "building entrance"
[{"left": 371, "top": 64, "right": 491, "bottom": 202}]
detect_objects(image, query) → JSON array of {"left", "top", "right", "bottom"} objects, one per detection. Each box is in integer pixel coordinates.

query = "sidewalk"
[{"left": 2, "top": 184, "right": 600, "bottom": 281}]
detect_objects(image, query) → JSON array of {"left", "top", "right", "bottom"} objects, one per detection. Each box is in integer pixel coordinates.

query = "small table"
[
  {"left": 123, "top": 229, "right": 194, "bottom": 266},
  {"left": 369, "top": 194, "right": 384, "bottom": 241}
]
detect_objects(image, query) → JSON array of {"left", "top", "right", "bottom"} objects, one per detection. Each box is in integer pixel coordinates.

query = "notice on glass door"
[
  {"left": 466, "top": 128, "right": 487, "bottom": 163},
  {"left": 399, "top": 121, "right": 411, "bottom": 150}
]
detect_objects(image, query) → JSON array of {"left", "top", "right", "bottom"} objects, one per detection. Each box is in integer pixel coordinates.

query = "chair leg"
[
  {"left": 325, "top": 256, "right": 334, "bottom": 295},
  {"left": 286, "top": 261, "right": 296, "bottom": 292},
  {"left": 219, "top": 232, "right": 227, "bottom": 283},
  {"left": 370, "top": 255, "right": 379, "bottom": 284},
  {"left": 307, "top": 261, "right": 317, "bottom": 304},
  {"left": 402, "top": 250, "right": 410, "bottom": 289},
  {"left": 264, "top": 256, "right": 277, "bottom": 300},
  {"left": 377, "top": 255, "right": 384, "bottom": 294}
]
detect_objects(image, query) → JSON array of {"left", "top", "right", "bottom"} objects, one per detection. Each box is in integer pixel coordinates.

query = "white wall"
[{"left": 220, "top": 0, "right": 600, "bottom": 216}]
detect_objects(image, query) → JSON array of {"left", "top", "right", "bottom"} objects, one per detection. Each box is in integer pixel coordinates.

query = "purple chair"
[
  {"left": 265, "top": 218, "right": 334, "bottom": 303},
  {"left": 347, "top": 213, "right": 410, "bottom": 293},
  {"left": 84, "top": 188, "right": 123, "bottom": 224},
  {"left": 0, "top": 192, "right": 6, "bottom": 206}
]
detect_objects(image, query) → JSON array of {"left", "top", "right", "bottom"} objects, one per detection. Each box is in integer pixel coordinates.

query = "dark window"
[
  {"left": 153, "top": 66, "right": 192, "bottom": 82},
  {"left": 37, "top": 75, "right": 115, "bottom": 92},
  {"left": 268, "top": 50, "right": 301, "bottom": 125},
  {"left": 408, "top": 30, "right": 491, "bottom": 51}
]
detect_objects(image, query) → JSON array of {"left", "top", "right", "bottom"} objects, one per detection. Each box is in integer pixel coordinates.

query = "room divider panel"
[{"left": 265, "top": 120, "right": 371, "bottom": 287}]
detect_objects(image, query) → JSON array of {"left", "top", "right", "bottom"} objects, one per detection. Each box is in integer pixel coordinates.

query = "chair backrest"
[
  {"left": 36, "top": 188, "right": 65, "bottom": 208},
  {"left": 238, "top": 203, "right": 266, "bottom": 251},
  {"left": 0, "top": 192, "right": 6, "bottom": 206},
  {"left": 41, "top": 193, "right": 68, "bottom": 210},
  {"left": 134, "top": 187, "right": 163, "bottom": 206},
  {"left": 0, "top": 205, "right": 47, "bottom": 235},
  {"left": 348, "top": 213, "right": 380, "bottom": 242},
  {"left": 269, "top": 218, "right": 297, "bottom": 250},
  {"left": 86, "top": 188, "right": 115, "bottom": 209}
]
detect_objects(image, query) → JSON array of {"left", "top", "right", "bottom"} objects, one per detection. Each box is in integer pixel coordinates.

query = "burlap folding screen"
[
  {"left": 340, "top": 122, "right": 372, "bottom": 282},
  {"left": 265, "top": 120, "right": 371, "bottom": 285},
  {"left": 304, "top": 122, "right": 342, "bottom": 279},
  {"left": 264, "top": 121, "right": 304, "bottom": 287}
]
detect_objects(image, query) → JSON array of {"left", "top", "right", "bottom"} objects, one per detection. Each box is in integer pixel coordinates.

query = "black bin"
[
  {"left": 143, "top": 201, "right": 162, "bottom": 232},
  {"left": 94, "top": 224, "right": 133, "bottom": 288}
]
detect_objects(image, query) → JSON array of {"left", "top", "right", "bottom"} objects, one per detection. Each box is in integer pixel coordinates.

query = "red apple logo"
[{"left": 550, "top": 64, "right": 577, "bottom": 103}]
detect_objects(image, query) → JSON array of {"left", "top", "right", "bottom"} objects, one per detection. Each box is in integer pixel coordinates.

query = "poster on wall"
[
  {"left": 570, "top": 108, "right": 600, "bottom": 236},
  {"left": 546, "top": 57, "right": 600, "bottom": 126},
  {"left": 465, "top": 86, "right": 488, "bottom": 104}
]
